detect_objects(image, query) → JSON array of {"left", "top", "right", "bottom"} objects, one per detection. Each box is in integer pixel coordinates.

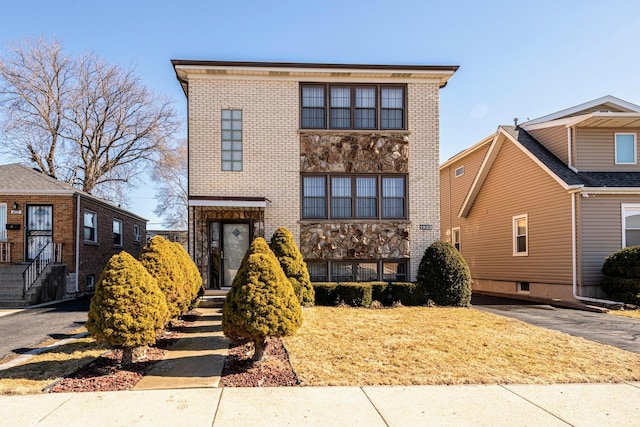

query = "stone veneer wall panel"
[{"left": 300, "top": 133, "right": 409, "bottom": 173}]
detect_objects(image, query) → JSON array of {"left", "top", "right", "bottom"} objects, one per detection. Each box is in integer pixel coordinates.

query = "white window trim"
[
  {"left": 513, "top": 214, "right": 528, "bottom": 256},
  {"left": 84, "top": 210, "right": 98, "bottom": 243},
  {"left": 621, "top": 203, "right": 640, "bottom": 248},
  {"left": 113, "top": 218, "right": 123, "bottom": 247},
  {"left": 614, "top": 132, "right": 637, "bottom": 165},
  {"left": 0, "top": 202, "right": 6, "bottom": 241},
  {"left": 134, "top": 224, "right": 141, "bottom": 243},
  {"left": 454, "top": 166, "right": 464, "bottom": 177},
  {"left": 452, "top": 227, "right": 461, "bottom": 250}
]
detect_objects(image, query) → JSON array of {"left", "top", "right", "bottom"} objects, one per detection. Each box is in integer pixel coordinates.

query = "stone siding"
[
  {"left": 300, "top": 222, "right": 410, "bottom": 260},
  {"left": 300, "top": 133, "right": 409, "bottom": 173}
]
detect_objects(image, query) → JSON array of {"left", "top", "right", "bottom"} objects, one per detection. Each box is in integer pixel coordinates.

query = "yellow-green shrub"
[
  {"left": 270, "top": 227, "right": 315, "bottom": 306},
  {"left": 222, "top": 237, "right": 302, "bottom": 361},
  {"left": 140, "top": 236, "right": 189, "bottom": 321},
  {"left": 86, "top": 251, "right": 168, "bottom": 364},
  {"left": 171, "top": 242, "right": 204, "bottom": 307}
]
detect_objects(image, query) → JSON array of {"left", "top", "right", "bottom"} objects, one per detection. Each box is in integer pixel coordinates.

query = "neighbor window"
[
  {"left": 517, "top": 282, "right": 530, "bottom": 293},
  {"left": 221, "top": 109, "right": 242, "bottom": 171},
  {"left": 455, "top": 166, "right": 465, "bottom": 177},
  {"left": 513, "top": 214, "right": 528, "bottom": 256},
  {"left": 301, "top": 84, "right": 405, "bottom": 130},
  {"left": 302, "top": 174, "right": 406, "bottom": 219},
  {"left": 0, "top": 203, "right": 6, "bottom": 241},
  {"left": 113, "top": 219, "right": 123, "bottom": 246},
  {"left": 84, "top": 211, "right": 97, "bottom": 242},
  {"left": 622, "top": 204, "right": 640, "bottom": 247},
  {"left": 452, "top": 227, "right": 461, "bottom": 251},
  {"left": 134, "top": 224, "right": 141, "bottom": 243},
  {"left": 615, "top": 133, "right": 636, "bottom": 164},
  {"left": 306, "top": 260, "right": 408, "bottom": 282}
]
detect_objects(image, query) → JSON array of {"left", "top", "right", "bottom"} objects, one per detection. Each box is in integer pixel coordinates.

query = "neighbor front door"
[
  {"left": 209, "top": 221, "right": 251, "bottom": 288},
  {"left": 26, "top": 205, "right": 53, "bottom": 261}
]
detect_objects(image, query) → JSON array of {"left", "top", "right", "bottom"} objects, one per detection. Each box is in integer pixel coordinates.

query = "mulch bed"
[{"left": 46, "top": 311, "right": 298, "bottom": 392}]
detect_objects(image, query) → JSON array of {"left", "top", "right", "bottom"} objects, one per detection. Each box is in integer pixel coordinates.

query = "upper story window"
[
  {"left": 113, "top": 219, "right": 123, "bottom": 246},
  {"left": 301, "top": 84, "right": 406, "bottom": 130},
  {"left": 302, "top": 174, "right": 406, "bottom": 220},
  {"left": 222, "top": 109, "right": 242, "bottom": 171},
  {"left": 455, "top": 166, "right": 465, "bottom": 177},
  {"left": 84, "top": 211, "right": 97, "bottom": 243},
  {"left": 513, "top": 214, "right": 528, "bottom": 256},
  {"left": 615, "top": 133, "right": 636, "bottom": 164}
]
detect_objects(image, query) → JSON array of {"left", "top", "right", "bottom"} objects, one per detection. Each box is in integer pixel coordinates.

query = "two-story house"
[
  {"left": 172, "top": 60, "right": 458, "bottom": 289},
  {"left": 441, "top": 96, "right": 640, "bottom": 302},
  {"left": 0, "top": 163, "right": 147, "bottom": 306}
]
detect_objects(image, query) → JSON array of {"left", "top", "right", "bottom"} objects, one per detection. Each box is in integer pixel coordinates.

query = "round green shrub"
[
  {"left": 270, "top": 227, "right": 315, "bottom": 306},
  {"left": 222, "top": 237, "right": 302, "bottom": 361},
  {"left": 86, "top": 251, "right": 168, "bottom": 364},
  {"left": 416, "top": 240, "right": 472, "bottom": 307},
  {"left": 601, "top": 246, "right": 640, "bottom": 278},
  {"left": 139, "top": 236, "right": 189, "bottom": 321}
]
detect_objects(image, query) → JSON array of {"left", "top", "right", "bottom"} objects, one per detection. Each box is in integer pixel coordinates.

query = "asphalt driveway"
[
  {"left": 472, "top": 294, "right": 640, "bottom": 353},
  {"left": 0, "top": 296, "right": 91, "bottom": 361}
]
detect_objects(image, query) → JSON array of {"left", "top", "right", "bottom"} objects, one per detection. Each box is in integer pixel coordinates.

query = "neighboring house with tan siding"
[
  {"left": 172, "top": 60, "right": 458, "bottom": 289},
  {"left": 0, "top": 163, "right": 147, "bottom": 306},
  {"left": 441, "top": 96, "right": 640, "bottom": 302}
]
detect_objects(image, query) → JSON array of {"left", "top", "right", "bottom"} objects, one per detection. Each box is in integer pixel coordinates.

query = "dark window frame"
[
  {"left": 300, "top": 83, "right": 406, "bottom": 130},
  {"left": 83, "top": 210, "right": 97, "bottom": 243},
  {"left": 302, "top": 174, "right": 407, "bottom": 220},
  {"left": 113, "top": 218, "right": 123, "bottom": 247},
  {"left": 307, "top": 259, "right": 408, "bottom": 282}
]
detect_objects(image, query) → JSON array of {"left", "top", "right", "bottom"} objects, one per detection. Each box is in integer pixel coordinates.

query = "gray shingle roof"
[
  {"left": 0, "top": 163, "right": 78, "bottom": 193},
  {"left": 500, "top": 126, "right": 640, "bottom": 188}
]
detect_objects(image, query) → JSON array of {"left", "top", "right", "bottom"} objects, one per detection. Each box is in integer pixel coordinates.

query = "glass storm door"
[
  {"left": 26, "top": 205, "right": 53, "bottom": 260},
  {"left": 209, "top": 221, "right": 251, "bottom": 288}
]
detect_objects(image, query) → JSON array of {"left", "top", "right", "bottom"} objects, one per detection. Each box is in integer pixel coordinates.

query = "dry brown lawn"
[
  {"left": 284, "top": 306, "right": 640, "bottom": 386},
  {"left": 0, "top": 337, "right": 105, "bottom": 395},
  {"left": 609, "top": 309, "right": 640, "bottom": 319}
]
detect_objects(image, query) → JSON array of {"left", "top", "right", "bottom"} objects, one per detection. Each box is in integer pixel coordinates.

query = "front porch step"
[{"left": 199, "top": 288, "right": 228, "bottom": 308}]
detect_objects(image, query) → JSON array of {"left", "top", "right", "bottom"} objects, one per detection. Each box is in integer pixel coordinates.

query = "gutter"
[{"left": 570, "top": 189, "right": 625, "bottom": 306}]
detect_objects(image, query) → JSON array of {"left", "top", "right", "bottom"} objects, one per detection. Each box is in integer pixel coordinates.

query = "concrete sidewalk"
[{"left": 2, "top": 382, "right": 639, "bottom": 426}]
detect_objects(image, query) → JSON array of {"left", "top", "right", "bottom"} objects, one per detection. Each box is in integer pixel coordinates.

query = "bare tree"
[
  {"left": 153, "top": 138, "right": 188, "bottom": 229},
  {"left": 0, "top": 37, "right": 180, "bottom": 203}
]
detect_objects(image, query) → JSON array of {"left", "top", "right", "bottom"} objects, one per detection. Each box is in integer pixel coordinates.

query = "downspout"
[
  {"left": 75, "top": 193, "right": 80, "bottom": 293},
  {"left": 571, "top": 190, "right": 623, "bottom": 306}
]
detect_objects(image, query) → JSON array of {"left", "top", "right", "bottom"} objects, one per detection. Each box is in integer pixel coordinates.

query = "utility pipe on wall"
[{"left": 75, "top": 193, "right": 80, "bottom": 293}]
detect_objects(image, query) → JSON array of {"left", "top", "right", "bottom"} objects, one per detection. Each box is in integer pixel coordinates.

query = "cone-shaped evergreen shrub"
[
  {"left": 416, "top": 240, "right": 472, "bottom": 307},
  {"left": 222, "top": 237, "right": 303, "bottom": 361},
  {"left": 600, "top": 246, "right": 640, "bottom": 305},
  {"left": 270, "top": 227, "right": 315, "bottom": 306},
  {"left": 170, "top": 242, "right": 204, "bottom": 306},
  {"left": 140, "top": 236, "right": 189, "bottom": 321},
  {"left": 86, "top": 251, "right": 168, "bottom": 364}
]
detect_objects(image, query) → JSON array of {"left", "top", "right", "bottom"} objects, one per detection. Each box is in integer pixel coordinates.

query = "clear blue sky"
[{"left": 2, "top": 0, "right": 640, "bottom": 227}]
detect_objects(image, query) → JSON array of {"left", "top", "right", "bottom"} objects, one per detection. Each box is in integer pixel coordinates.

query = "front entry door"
[
  {"left": 26, "top": 205, "right": 53, "bottom": 261},
  {"left": 209, "top": 221, "right": 251, "bottom": 288}
]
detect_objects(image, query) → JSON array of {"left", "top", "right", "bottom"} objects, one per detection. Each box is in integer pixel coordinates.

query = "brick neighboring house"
[
  {"left": 0, "top": 163, "right": 147, "bottom": 306},
  {"left": 172, "top": 60, "right": 458, "bottom": 289},
  {"left": 440, "top": 96, "right": 640, "bottom": 303}
]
